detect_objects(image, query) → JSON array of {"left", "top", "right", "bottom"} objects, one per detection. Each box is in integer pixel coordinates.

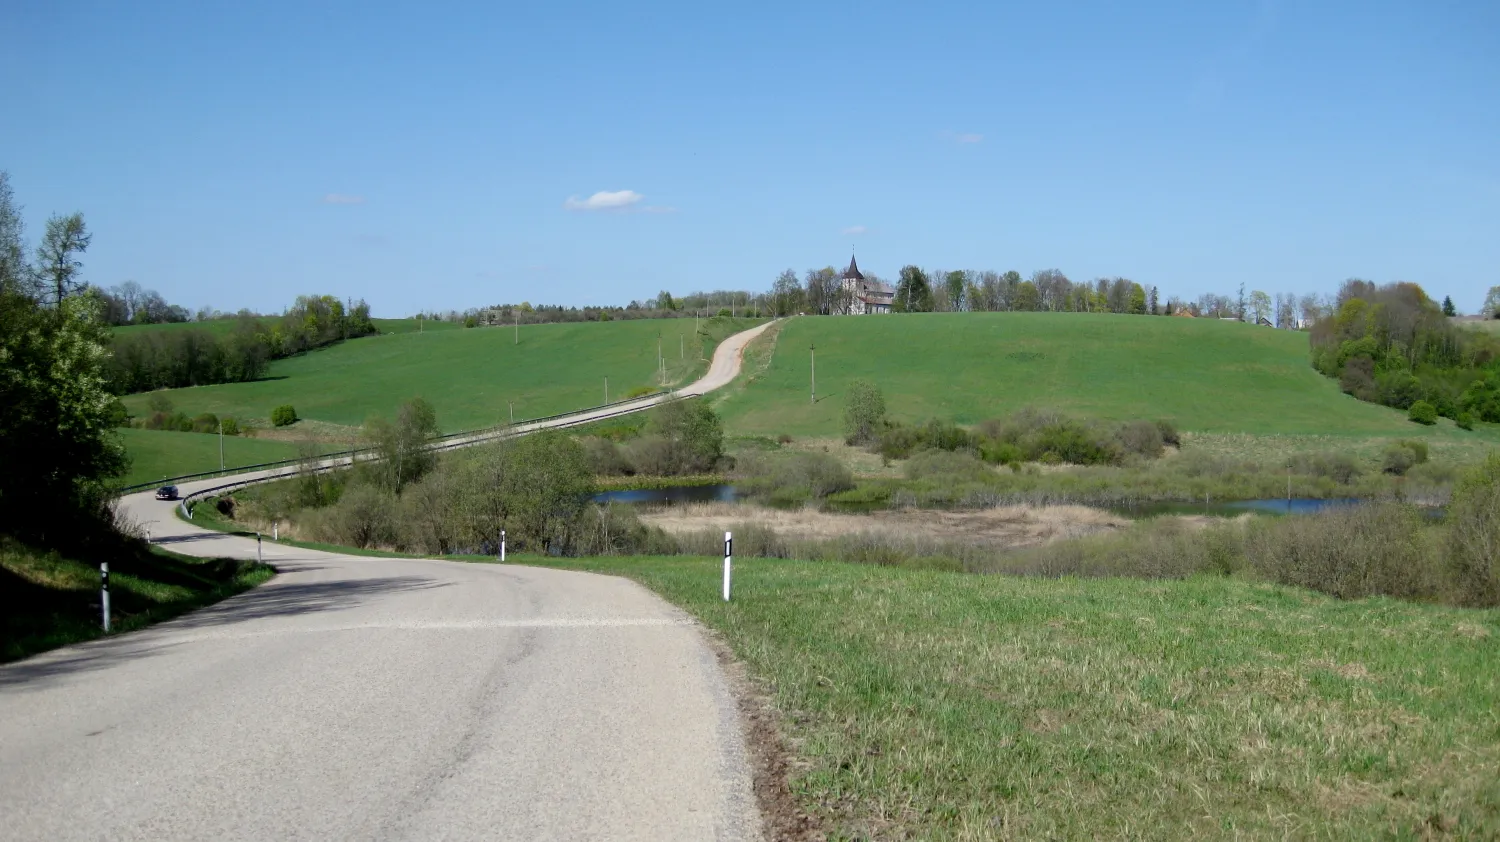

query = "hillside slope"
[
  {"left": 120, "top": 316, "right": 761, "bottom": 433},
  {"left": 713, "top": 312, "right": 1499, "bottom": 443}
]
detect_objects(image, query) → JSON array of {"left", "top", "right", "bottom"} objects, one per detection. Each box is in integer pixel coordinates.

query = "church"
[{"left": 841, "top": 254, "right": 895, "bottom": 314}]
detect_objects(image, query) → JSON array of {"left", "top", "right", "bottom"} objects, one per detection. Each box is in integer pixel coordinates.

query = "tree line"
[
  {"left": 1312, "top": 280, "right": 1500, "bottom": 426},
  {"left": 106, "top": 295, "right": 377, "bottom": 394}
]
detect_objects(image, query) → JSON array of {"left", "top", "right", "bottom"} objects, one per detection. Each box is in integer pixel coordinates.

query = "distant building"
[{"left": 841, "top": 254, "right": 894, "bottom": 314}]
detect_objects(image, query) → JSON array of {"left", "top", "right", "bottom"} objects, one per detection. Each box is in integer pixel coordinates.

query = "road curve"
[{"left": 0, "top": 320, "right": 779, "bottom": 841}]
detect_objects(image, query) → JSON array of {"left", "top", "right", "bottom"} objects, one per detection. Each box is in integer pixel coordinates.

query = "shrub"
[
  {"left": 777, "top": 433, "right": 793, "bottom": 445},
  {"left": 625, "top": 386, "right": 656, "bottom": 399},
  {"left": 192, "top": 412, "right": 219, "bottom": 434},
  {"left": 1381, "top": 440, "right": 1429, "bottom": 475},
  {"left": 1294, "top": 451, "right": 1362, "bottom": 485},
  {"left": 1114, "top": 419, "right": 1167, "bottom": 459},
  {"left": 307, "top": 482, "right": 398, "bottom": 548},
  {"left": 271, "top": 404, "right": 298, "bottom": 427},
  {"left": 581, "top": 436, "right": 632, "bottom": 476},
  {"left": 903, "top": 450, "right": 993, "bottom": 483},
  {"left": 1154, "top": 419, "right": 1181, "bottom": 448},
  {"left": 736, "top": 451, "right": 853, "bottom": 502},
  {"left": 716, "top": 308, "right": 731, "bottom": 317},
  {"left": 147, "top": 393, "right": 174, "bottom": 414},
  {"left": 876, "top": 418, "right": 973, "bottom": 459},
  {"left": 1407, "top": 400, "right": 1437, "bottom": 425},
  {"left": 1445, "top": 453, "right": 1500, "bottom": 606},
  {"left": 843, "top": 379, "right": 886, "bottom": 445},
  {"left": 1455, "top": 412, "right": 1474, "bottom": 431},
  {"left": 1243, "top": 503, "right": 1442, "bottom": 601},
  {"left": 1339, "top": 356, "right": 1378, "bottom": 401},
  {"left": 635, "top": 399, "right": 724, "bottom": 475},
  {"left": 220, "top": 417, "right": 241, "bottom": 436}
]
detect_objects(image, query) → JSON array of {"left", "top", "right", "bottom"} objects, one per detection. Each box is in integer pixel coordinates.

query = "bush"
[
  {"left": 1456, "top": 412, "right": 1474, "bottom": 431},
  {"left": 1407, "top": 400, "right": 1437, "bottom": 425},
  {"left": 581, "top": 436, "right": 632, "bottom": 476},
  {"left": 1445, "top": 453, "right": 1500, "bottom": 606},
  {"left": 736, "top": 451, "right": 853, "bottom": 502},
  {"left": 633, "top": 399, "right": 724, "bottom": 475},
  {"left": 1293, "top": 451, "right": 1362, "bottom": 485},
  {"left": 306, "top": 482, "right": 398, "bottom": 549},
  {"left": 716, "top": 308, "right": 731, "bottom": 317},
  {"left": 903, "top": 450, "right": 993, "bottom": 483},
  {"left": 271, "top": 404, "right": 298, "bottom": 427},
  {"left": 220, "top": 417, "right": 241, "bottom": 436},
  {"left": 777, "top": 433, "right": 793, "bottom": 444},
  {"left": 1243, "top": 503, "right": 1442, "bottom": 601},
  {"left": 843, "top": 379, "right": 886, "bottom": 445},
  {"left": 192, "top": 412, "right": 219, "bottom": 434},
  {"left": 1381, "top": 440, "right": 1429, "bottom": 475},
  {"left": 876, "top": 418, "right": 973, "bottom": 459}
]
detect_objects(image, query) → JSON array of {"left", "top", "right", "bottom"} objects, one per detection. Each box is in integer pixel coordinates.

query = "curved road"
[{"left": 0, "top": 321, "right": 778, "bottom": 841}]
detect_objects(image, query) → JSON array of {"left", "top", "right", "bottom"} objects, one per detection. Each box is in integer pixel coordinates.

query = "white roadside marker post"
[
  {"left": 100, "top": 562, "right": 111, "bottom": 632},
  {"left": 723, "top": 531, "right": 733, "bottom": 602},
  {"left": 273, "top": 521, "right": 279, "bottom": 541},
  {"left": 257, "top": 532, "right": 263, "bottom": 564},
  {"left": 500, "top": 530, "right": 507, "bottom": 562}
]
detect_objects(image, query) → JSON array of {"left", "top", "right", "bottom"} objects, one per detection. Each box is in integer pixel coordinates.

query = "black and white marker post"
[
  {"left": 722, "top": 531, "right": 733, "bottom": 602},
  {"left": 100, "top": 561, "right": 111, "bottom": 632},
  {"left": 500, "top": 530, "right": 507, "bottom": 562}
]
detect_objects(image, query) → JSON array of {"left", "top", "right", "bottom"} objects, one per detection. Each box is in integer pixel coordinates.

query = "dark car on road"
[{"left": 155, "top": 485, "right": 179, "bottom": 501}]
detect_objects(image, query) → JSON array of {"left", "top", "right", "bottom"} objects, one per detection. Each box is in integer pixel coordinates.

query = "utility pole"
[
  {"left": 810, "top": 342, "right": 816, "bottom": 404},
  {"left": 680, "top": 333, "right": 684, "bottom": 359},
  {"left": 605, "top": 376, "right": 609, "bottom": 405},
  {"left": 658, "top": 332, "right": 663, "bottom": 387},
  {"left": 218, "top": 418, "right": 224, "bottom": 471},
  {"left": 514, "top": 311, "right": 519, "bottom": 345},
  {"left": 509, "top": 400, "right": 514, "bottom": 425}
]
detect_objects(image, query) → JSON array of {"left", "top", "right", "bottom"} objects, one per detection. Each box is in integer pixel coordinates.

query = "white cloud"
[
  {"left": 564, "top": 189, "right": 645, "bottom": 211},
  {"left": 954, "top": 133, "right": 982, "bottom": 144},
  {"left": 322, "top": 193, "right": 367, "bottom": 204},
  {"left": 841, "top": 225, "right": 867, "bottom": 236}
]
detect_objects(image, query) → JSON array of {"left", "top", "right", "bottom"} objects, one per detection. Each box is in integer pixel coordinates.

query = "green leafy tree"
[
  {"left": 0, "top": 172, "right": 34, "bottom": 298},
  {"left": 843, "top": 379, "right": 886, "bottom": 445},
  {"left": 35, "top": 213, "right": 91, "bottom": 308},
  {"left": 1013, "top": 281, "right": 1041, "bottom": 311},
  {"left": 1407, "top": 400, "right": 1437, "bottom": 425},
  {"left": 1481, "top": 286, "right": 1500, "bottom": 319},
  {"left": 643, "top": 398, "right": 724, "bottom": 474},
  {"left": 0, "top": 288, "right": 126, "bottom": 543},
  {"left": 1129, "top": 283, "right": 1148, "bottom": 315},
  {"left": 1250, "top": 290, "right": 1272, "bottom": 323},
  {"left": 944, "top": 271, "right": 966, "bottom": 312},
  {"left": 894, "top": 266, "right": 932, "bottom": 312},
  {"left": 363, "top": 397, "right": 440, "bottom": 491}
]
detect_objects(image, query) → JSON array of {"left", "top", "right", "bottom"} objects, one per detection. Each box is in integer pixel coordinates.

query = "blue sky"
[{"left": 2, "top": 0, "right": 1497, "bottom": 316}]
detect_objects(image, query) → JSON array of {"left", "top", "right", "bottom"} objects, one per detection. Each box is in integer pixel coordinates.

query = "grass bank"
[
  {"left": 532, "top": 554, "right": 1500, "bottom": 839},
  {"left": 0, "top": 538, "right": 273, "bottom": 663}
]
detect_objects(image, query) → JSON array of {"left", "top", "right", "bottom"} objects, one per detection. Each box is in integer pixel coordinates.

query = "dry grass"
[{"left": 640, "top": 501, "right": 1130, "bottom": 551}]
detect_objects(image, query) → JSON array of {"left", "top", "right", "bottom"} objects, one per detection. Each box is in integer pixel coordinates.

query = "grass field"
[
  {"left": 711, "top": 312, "right": 1500, "bottom": 451},
  {"left": 1, "top": 539, "right": 272, "bottom": 663},
  {"left": 115, "top": 428, "right": 308, "bottom": 486},
  {"left": 119, "top": 316, "right": 761, "bottom": 433},
  {"left": 528, "top": 554, "right": 1500, "bottom": 839}
]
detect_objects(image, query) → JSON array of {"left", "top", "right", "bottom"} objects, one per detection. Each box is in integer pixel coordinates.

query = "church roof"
[{"left": 842, "top": 254, "right": 864, "bottom": 281}]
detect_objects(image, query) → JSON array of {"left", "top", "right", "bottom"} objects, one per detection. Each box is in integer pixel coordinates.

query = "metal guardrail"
[{"left": 127, "top": 388, "right": 684, "bottom": 498}]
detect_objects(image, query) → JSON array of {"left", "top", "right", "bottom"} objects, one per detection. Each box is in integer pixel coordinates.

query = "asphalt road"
[{"left": 0, "top": 321, "right": 778, "bottom": 841}]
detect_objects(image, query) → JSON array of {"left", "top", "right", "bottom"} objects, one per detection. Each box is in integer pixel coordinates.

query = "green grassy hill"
[
  {"left": 116, "top": 428, "right": 307, "bottom": 486},
  {"left": 120, "top": 316, "right": 761, "bottom": 434},
  {"left": 715, "top": 313, "right": 1499, "bottom": 446}
]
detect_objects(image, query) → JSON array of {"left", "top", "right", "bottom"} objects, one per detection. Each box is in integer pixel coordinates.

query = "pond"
[
  {"left": 1108, "top": 498, "right": 1365, "bottom": 518},
  {"left": 591, "top": 485, "right": 1373, "bottom": 518},
  {"left": 592, "top": 484, "right": 741, "bottom": 505}
]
